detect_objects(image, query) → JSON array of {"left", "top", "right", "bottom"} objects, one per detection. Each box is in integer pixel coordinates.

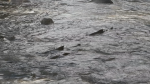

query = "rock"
[
  {"left": 147, "top": 25, "right": 150, "bottom": 28},
  {"left": 56, "top": 46, "right": 64, "bottom": 51},
  {"left": 110, "top": 27, "right": 113, "bottom": 30},
  {"left": 0, "top": 13, "right": 9, "bottom": 19},
  {"left": 89, "top": 29, "right": 105, "bottom": 36},
  {"left": 0, "top": 35, "right": 4, "bottom": 39},
  {"left": 30, "top": 73, "right": 36, "bottom": 79},
  {"left": 41, "top": 18, "right": 54, "bottom": 25},
  {"left": 23, "top": 0, "right": 30, "bottom": 3},
  {"left": 63, "top": 53, "right": 70, "bottom": 56},
  {"left": 80, "top": 74, "right": 106, "bottom": 84},
  {"left": 0, "top": 33, "right": 15, "bottom": 41},
  {"left": 92, "top": 0, "right": 113, "bottom": 4},
  {"left": 6, "top": 36, "right": 15, "bottom": 41},
  {"left": 73, "top": 44, "right": 81, "bottom": 47}
]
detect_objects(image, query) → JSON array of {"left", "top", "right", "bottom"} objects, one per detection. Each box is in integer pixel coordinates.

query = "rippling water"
[
  {"left": 0, "top": 0, "right": 150, "bottom": 84},
  {"left": 10, "top": 0, "right": 30, "bottom": 5}
]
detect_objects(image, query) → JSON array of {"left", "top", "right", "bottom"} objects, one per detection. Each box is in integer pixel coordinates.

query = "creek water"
[{"left": 0, "top": 0, "right": 150, "bottom": 84}]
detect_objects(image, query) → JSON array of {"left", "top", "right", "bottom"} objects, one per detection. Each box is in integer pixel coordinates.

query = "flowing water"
[{"left": 0, "top": 0, "right": 150, "bottom": 84}]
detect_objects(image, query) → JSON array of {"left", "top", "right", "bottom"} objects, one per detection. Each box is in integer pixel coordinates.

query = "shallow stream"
[{"left": 0, "top": 0, "right": 150, "bottom": 84}]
